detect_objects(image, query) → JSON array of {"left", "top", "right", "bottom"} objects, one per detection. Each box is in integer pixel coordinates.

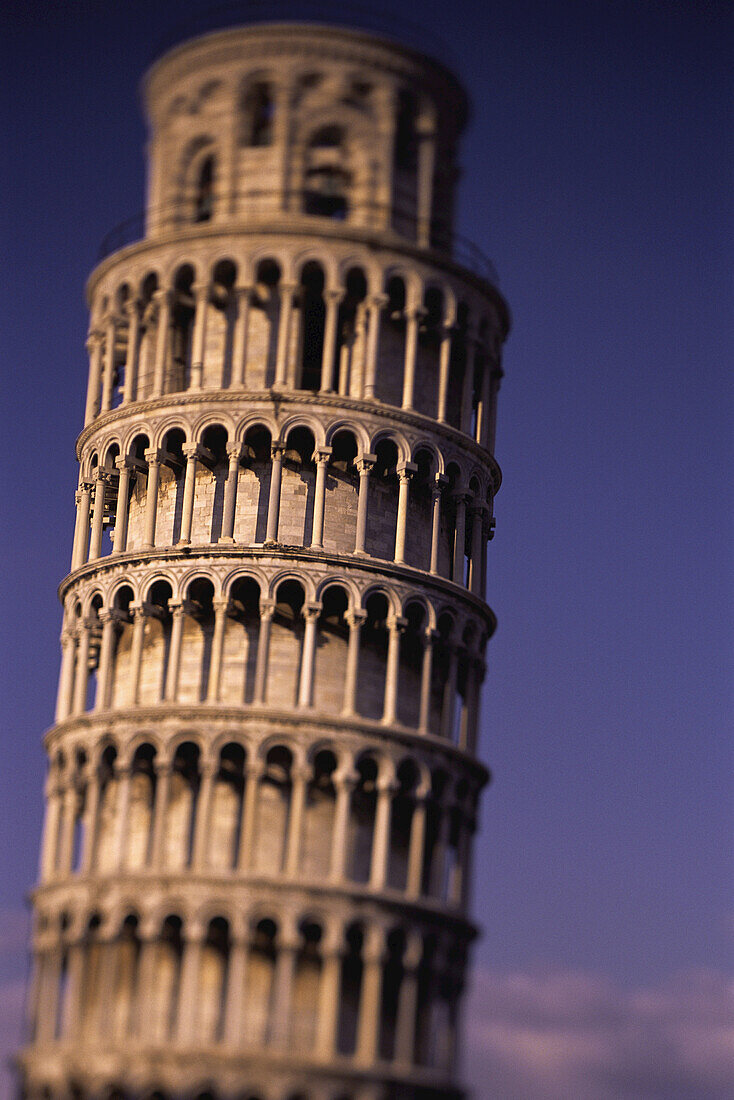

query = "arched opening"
[
  {"left": 346, "top": 754, "right": 378, "bottom": 882},
  {"left": 334, "top": 267, "right": 367, "bottom": 397},
  {"left": 120, "top": 432, "right": 150, "bottom": 553},
  {"left": 208, "top": 742, "right": 245, "bottom": 870},
  {"left": 93, "top": 744, "right": 118, "bottom": 873},
  {"left": 281, "top": 426, "right": 316, "bottom": 546},
  {"left": 379, "top": 928, "right": 406, "bottom": 1060},
  {"left": 163, "top": 742, "right": 200, "bottom": 870},
  {"left": 179, "top": 577, "right": 215, "bottom": 703},
  {"left": 194, "top": 156, "right": 215, "bottom": 223},
  {"left": 250, "top": 259, "right": 281, "bottom": 388},
  {"left": 252, "top": 746, "right": 292, "bottom": 874},
  {"left": 446, "top": 302, "right": 469, "bottom": 430},
  {"left": 301, "top": 748, "right": 337, "bottom": 877},
  {"left": 209, "top": 259, "right": 237, "bottom": 388},
  {"left": 337, "top": 922, "right": 364, "bottom": 1054},
  {"left": 135, "top": 274, "right": 158, "bottom": 400},
  {"left": 199, "top": 917, "right": 230, "bottom": 1043},
  {"left": 136, "top": 580, "right": 172, "bottom": 705},
  {"left": 201, "top": 424, "right": 229, "bottom": 543},
  {"left": 324, "top": 430, "right": 359, "bottom": 553},
  {"left": 109, "top": 584, "right": 134, "bottom": 709},
  {"left": 239, "top": 423, "right": 273, "bottom": 544},
  {"left": 245, "top": 918, "right": 277, "bottom": 1045},
  {"left": 405, "top": 447, "right": 436, "bottom": 571},
  {"left": 397, "top": 601, "right": 425, "bottom": 728},
  {"left": 111, "top": 914, "right": 140, "bottom": 1040},
  {"left": 357, "top": 592, "right": 389, "bottom": 719},
  {"left": 376, "top": 276, "right": 407, "bottom": 405},
  {"left": 421, "top": 770, "right": 449, "bottom": 898},
  {"left": 224, "top": 576, "right": 260, "bottom": 703},
  {"left": 388, "top": 759, "right": 420, "bottom": 890},
  {"left": 291, "top": 919, "right": 322, "bottom": 1050},
  {"left": 125, "top": 744, "right": 156, "bottom": 869},
  {"left": 415, "top": 285, "right": 444, "bottom": 417},
  {"left": 303, "top": 126, "right": 350, "bottom": 219},
  {"left": 150, "top": 916, "right": 183, "bottom": 1042},
  {"left": 313, "top": 584, "right": 349, "bottom": 713},
  {"left": 158, "top": 428, "right": 186, "bottom": 546},
  {"left": 241, "top": 81, "right": 274, "bottom": 147},
  {"left": 170, "top": 266, "right": 195, "bottom": 393},
  {"left": 365, "top": 439, "right": 399, "bottom": 559},
  {"left": 269, "top": 580, "right": 305, "bottom": 705},
  {"left": 297, "top": 261, "right": 325, "bottom": 391}
]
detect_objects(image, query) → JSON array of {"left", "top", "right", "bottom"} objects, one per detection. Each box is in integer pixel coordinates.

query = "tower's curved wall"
[{"left": 19, "top": 21, "right": 508, "bottom": 1100}]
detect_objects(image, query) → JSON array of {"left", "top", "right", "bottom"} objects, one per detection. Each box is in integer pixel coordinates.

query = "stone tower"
[{"left": 19, "top": 19, "right": 509, "bottom": 1100}]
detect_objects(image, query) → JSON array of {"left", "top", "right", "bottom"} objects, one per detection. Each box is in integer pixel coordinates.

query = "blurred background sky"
[{"left": 2, "top": 2, "right": 732, "bottom": 1097}]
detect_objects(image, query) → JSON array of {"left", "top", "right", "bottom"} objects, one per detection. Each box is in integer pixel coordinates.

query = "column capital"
[
  {"left": 212, "top": 597, "right": 230, "bottom": 615},
  {"left": 345, "top": 608, "right": 367, "bottom": 629},
  {"left": 234, "top": 282, "right": 255, "bottom": 299},
  {"left": 182, "top": 442, "right": 199, "bottom": 460},
  {"left": 191, "top": 280, "right": 211, "bottom": 301},
  {"left": 85, "top": 330, "right": 103, "bottom": 352},
  {"left": 312, "top": 445, "right": 333, "bottom": 464},
  {"left": 356, "top": 453, "right": 377, "bottom": 474},
  {"left": 152, "top": 287, "right": 174, "bottom": 305},
  {"left": 369, "top": 292, "right": 389, "bottom": 310},
  {"left": 143, "top": 447, "right": 161, "bottom": 466},
  {"left": 270, "top": 441, "right": 286, "bottom": 460},
  {"left": 114, "top": 455, "right": 135, "bottom": 473},
  {"left": 452, "top": 489, "right": 470, "bottom": 504},
  {"left": 279, "top": 280, "right": 299, "bottom": 295},
  {"left": 123, "top": 295, "right": 141, "bottom": 317},
  {"left": 245, "top": 759, "right": 265, "bottom": 781},
  {"left": 226, "top": 441, "right": 243, "bottom": 462},
  {"left": 396, "top": 460, "right": 417, "bottom": 478},
  {"left": 259, "top": 598, "right": 276, "bottom": 620},
  {"left": 386, "top": 613, "right": 408, "bottom": 633},
  {"left": 167, "top": 599, "right": 185, "bottom": 617},
  {"left": 303, "top": 602, "right": 323, "bottom": 622},
  {"left": 324, "top": 287, "right": 345, "bottom": 305}
]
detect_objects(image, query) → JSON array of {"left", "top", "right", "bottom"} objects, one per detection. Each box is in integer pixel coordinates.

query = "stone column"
[
  {"left": 363, "top": 294, "right": 387, "bottom": 399},
  {"left": 440, "top": 643, "right": 459, "bottom": 742},
  {"left": 406, "top": 793, "right": 428, "bottom": 898},
  {"left": 394, "top": 933, "right": 423, "bottom": 1065},
  {"left": 382, "top": 615, "right": 406, "bottom": 725},
  {"left": 113, "top": 457, "right": 132, "bottom": 553},
  {"left": 476, "top": 352, "right": 491, "bottom": 444},
  {"left": 93, "top": 927, "right": 119, "bottom": 1038},
  {"left": 341, "top": 609, "right": 366, "bottom": 717},
  {"left": 354, "top": 454, "right": 376, "bottom": 554},
  {"left": 219, "top": 443, "right": 242, "bottom": 543},
  {"left": 297, "top": 603, "right": 321, "bottom": 707},
  {"left": 429, "top": 802, "right": 452, "bottom": 899},
  {"left": 231, "top": 285, "right": 253, "bottom": 387},
  {"left": 142, "top": 449, "right": 161, "bottom": 548},
  {"left": 176, "top": 922, "right": 204, "bottom": 1040},
  {"left": 429, "top": 475, "right": 447, "bottom": 575},
  {"left": 164, "top": 602, "right": 185, "bottom": 701},
  {"left": 274, "top": 282, "right": 297, "bottom": 386},
  {"left": 56, "top": 783, "right": 78, "bottom": 875},
  {"left": 39, "top": 776, "right": 63, "bottom": 881},
  {"left": 253, "top": 599, "right": 275, "bottom": 703},
  {"left": 270, "top": 929, "right": 298, "bottom": 1049},
  {"left": 128, "top": 603, "right": 146, "bottom": 704},
  {"left": 320, "top": 289, "right": 343, "bottom": 391},
  {"left": 237, "top": 760, "right": 264, "bottom": 872},
  {"left": 264, "top": 442, "right": 285, "bottom": 544},
  {"left": 436, "top": 322, "right": 454, "bottom": 423},
  {"left": 418, "top": 629, "right": 436, "bottom": 735},
  {"left": 315, "top": 926, "right": 343, "bottom": 1057},
  {"left": 464, "top": 657, "right": 484, "bottom": 756},
  {"left": 189, "top": 282, "right": 210, "bottom": 390},
  {"left": 206, "top": 598, "right": 230, "bottom": 703},
  {"left": 71, "top": 620, "right": 91, "bottom": 714},
  {"left": 192, "top": 761, "right": 216, "bottom": 868},
  {"left": 122, "top": 298, "right": 141, "bottom": 404},
  {"left": 152, "top": 289, "right": 172, "bottom": 397},
  {"left": 88, "top": 472, "right": 107, "bottom": 561},
  {"left": 71, "top": 481, "right": 92, "bottom": 570},
  {"left": 150, "top": 758, "right": 172, "bottom": 869},
  {"left": 133, "top": 919, "right": 159, "bottom": 1038},
  {"left": 55, "top": 631, "right": 77, "bottom": 723},
  {"left": 329, "top": 768, "right": 357, "bottom": 883},
  {"left": 370, "top": 777, "right": 395, "bottom": 890},
  {"left": 284, "top": 764, "right": 309, "bottom": 875},
  {"left": 309, "top": 447, "right": 332, "bottom": 550},
  {"left": 84, "top": 331, "right": 103, "bottom": 425},
  {"left": 452, "top": 492, "right": 468, "bottom": 585},
  {"left": 100, "top": 314, "right": 117, "bottom": 413},
  {"left": 178, "top": 443, "right": 199, "bottom": 545},
  {"left": 401, "top": 308, "right": 424, "bottom": 410},
  {"left": 394, "top": 461, "right": 416, "bottom": 563},
  {"left": 35, "top": 944, "right": 62, "bottom": 1041},
  {"left": 223, "top": 931, "right": 248, "bottom": 1045},
  {"left": 61, "top": 935, "right": 86, "bottom": 1040},
  {"left": 355, "top": 925, "right": 385, "bottom": 1064},
  {"left": 94, "top": 609, "right": 119, "bottom": 712}
]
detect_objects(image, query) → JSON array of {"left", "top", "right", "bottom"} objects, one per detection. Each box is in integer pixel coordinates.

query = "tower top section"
[{"left": 142, "top": 21, "right": 470, "bottom": 259}]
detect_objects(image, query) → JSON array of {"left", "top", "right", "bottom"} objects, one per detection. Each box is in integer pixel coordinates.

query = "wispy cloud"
[{"left": 464, "top": 966, "right": 734, "bottom": 1100}]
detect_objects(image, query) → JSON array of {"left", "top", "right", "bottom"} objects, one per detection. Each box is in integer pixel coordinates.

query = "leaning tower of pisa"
[{"left": 19, "top": 18, "right": 509, "bottom": 1100}]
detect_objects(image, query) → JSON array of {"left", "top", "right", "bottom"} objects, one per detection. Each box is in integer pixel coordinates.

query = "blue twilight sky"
[{"left": 2, "top": 1, "right": 732, "bottom": 1097}]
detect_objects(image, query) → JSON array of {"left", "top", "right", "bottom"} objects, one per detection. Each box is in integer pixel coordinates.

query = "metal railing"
[{"left": 96, "top": 191, "right": 500, "bottom": 286}]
